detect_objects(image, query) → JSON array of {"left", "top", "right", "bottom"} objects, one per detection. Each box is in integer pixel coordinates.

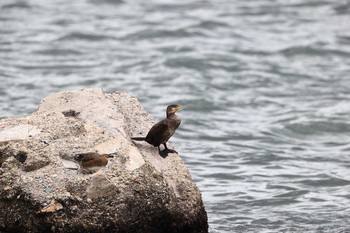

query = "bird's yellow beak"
[{"left": 176, "top": 105, "right": 182, "bottom": 111}]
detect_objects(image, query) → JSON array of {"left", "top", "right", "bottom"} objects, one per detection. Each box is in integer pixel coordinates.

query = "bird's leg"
[
  {"left": 158, "top": 146, "right": 168, "bottom": 158},
  {"left": 163, "top": 143, "right": 178, "bottom": 154}
]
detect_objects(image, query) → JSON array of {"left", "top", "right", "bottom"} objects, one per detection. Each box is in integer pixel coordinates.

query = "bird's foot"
[
  {"left": 165, "top": 148, "right": 178, "bottom": 154},
  {"left": 162, "top": 143, "right": 178, "bottom": 154},
  {"left": 158, "top": 148, "right": 178, "bottom": 158}
]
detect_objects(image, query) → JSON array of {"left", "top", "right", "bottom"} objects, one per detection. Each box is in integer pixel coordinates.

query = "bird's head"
[{"left": 166, "top": 104, "right": 181, "bottom": 116}]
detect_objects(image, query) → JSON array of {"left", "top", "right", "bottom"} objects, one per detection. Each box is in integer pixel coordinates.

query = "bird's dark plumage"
[{"left": 131, "top": 104, "right": 181, "bottom": 155}]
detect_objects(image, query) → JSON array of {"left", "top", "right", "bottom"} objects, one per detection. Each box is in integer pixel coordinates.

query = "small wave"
[
  {"left": 164, "top": 56, "right": 214, "bottom": 71},
  {"left": 14, "top": 63, "right": 99, "bottom": 70},
  {"left": 121, "top": 28, "right": 196, "bottom": 41},
  {"left": 202, "top": 172, "right": 243, "bottom": 180},
  {"left": 248, "top": 197, "right": 299, "bottom": 207},
  {"left": 333, "top": 1, "right": 350, "bottom": 15},
  {"left": 195, "top": 20, "right": 231, "bottom": 30},
  {"left": 274, "top": 190, "right": 309, "bottom": 198},
  {"left": 337, "top": 35, "right": 350, "bottom": 45},
  {"left": 55, "top": 32, "right": 116, "bottom": 42},
  {"left": 284, "top": 121, "right": 350, "bottom": 135},
  {"left": 1, "top": 2, "right": 31, "bottom": 9},
  {"left": 266, "top": 184, "right": 298, "bottom": 191},
  {"left": 89, "top": 0, "right": 123, "bottom": 5},
  {"left": 239, "top": 153, "right": 288, "bottom": 165},
  {"left": 33, "top": 48, "right": 83, "bottom": 56},
  {"left": 0, "top": 17, "right": 16, "bottom": 22},
  {"left": 286, "top": 1, "right": 331, "bottom": 8},
  {"left": 300, "top": 176, "right": 350, "bottom": 187},
  {"left": 278, "top": 46, "right": 350, "bottom": 58}
]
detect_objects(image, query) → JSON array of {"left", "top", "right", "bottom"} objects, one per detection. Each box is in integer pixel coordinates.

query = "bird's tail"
[{"left": 131, "top": 137, "right": 146, "bottom": 141}]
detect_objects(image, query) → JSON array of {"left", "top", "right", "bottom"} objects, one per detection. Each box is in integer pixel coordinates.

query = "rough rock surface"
[{"left": 0, "top": 88, "right": 208, "bottom": 233}]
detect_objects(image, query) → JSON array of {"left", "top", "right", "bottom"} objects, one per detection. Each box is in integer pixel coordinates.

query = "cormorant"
[{"left": 131, "top": 104, "right": 181, "bottom": 155}]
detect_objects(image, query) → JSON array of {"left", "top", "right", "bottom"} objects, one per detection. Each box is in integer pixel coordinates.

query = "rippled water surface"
[{"left": 2, "top": 0, "right": 350, "bottom": 232}]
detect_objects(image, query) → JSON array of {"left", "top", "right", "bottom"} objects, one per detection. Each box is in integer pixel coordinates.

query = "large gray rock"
[{"left": 0, "top": 88, "right": 208, "bottom": 233}]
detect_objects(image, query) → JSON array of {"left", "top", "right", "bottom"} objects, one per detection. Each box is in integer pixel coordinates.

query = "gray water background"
[{"left": 1, "top": 0, "right": 350, "bottom": 232}]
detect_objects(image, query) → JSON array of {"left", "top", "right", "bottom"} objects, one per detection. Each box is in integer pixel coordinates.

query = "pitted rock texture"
[{"left": 0, "top": 88, "right": 208, "bottom": 233}]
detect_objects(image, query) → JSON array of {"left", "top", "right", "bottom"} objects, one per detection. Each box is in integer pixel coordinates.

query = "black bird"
[{"left": 131, "top": 104, "right": 181, "bottom": 155}]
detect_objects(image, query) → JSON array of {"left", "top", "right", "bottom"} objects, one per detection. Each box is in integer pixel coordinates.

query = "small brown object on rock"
[
  {"left": 74, "top": 152, "right": 114, "bottom": 174},
  {"left": 39, "top": 200, "right": 63, "bottom": 213}
]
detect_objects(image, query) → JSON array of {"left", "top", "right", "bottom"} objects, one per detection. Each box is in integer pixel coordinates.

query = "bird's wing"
[
  {"left": 146, "top": 120, "right": 172, "bottom": 145},
  {"left": 147, "top": 120, "right": 170, "bottom": 137}
]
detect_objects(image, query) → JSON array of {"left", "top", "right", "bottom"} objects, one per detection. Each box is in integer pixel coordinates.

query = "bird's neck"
[{"left": 167, "top": 112, "right": 176, "bottom": 118}]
